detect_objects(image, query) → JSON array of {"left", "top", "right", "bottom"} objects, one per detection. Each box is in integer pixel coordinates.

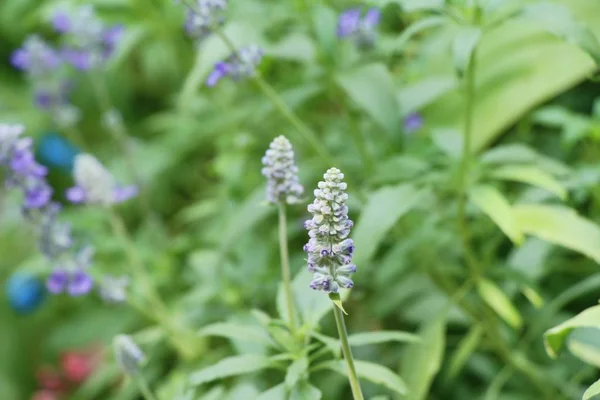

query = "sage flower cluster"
[
  {"left": 0, "top": 124, "right": 94, "bottom": 296},
  {"left": 337, "top": 7, "right": 381, "bottom": 48},
  {"left": 304, "top": 168, "right": 356, "bottom": 293},
  {"left": 52, "top": 5, "right": 124, "bottom": 70},
  {"left": 184, "top": 0, "right": 228, "bottom": 41},
  {"left": 66, "top": 154, "right": 138, "bottom": 206},
  {"left": 261, "top": 136, "right": 304, "bottom": 204},
  {"left": 206, "top": 44, "right": 263, "bottom": 87}
]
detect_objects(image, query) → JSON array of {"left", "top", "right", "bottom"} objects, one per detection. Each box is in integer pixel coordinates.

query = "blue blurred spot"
[
  {"left": 6, "top": 273, "right": 45, "bottom": 314},
  {"left": 37, "top": 132, "right": 79, "bottom": 172}
]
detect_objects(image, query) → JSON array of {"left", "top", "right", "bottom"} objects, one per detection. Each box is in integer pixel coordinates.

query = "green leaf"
[
  {"left": 189, "top": 355, "right": 272, "bottom": 386},
  {"left": 329, "top": 292, "right": 347, "bottom": 315},
  {"left": 348, "top": 331, "right": 421, "bottom": 346},
  {"left": 291, "top": 381, "right": 322, "bottom": 400},
  {"left": 352, "top": 184, "right": 424, "bottom": 268},
  {"left": 312, "top": 4, "right": 338, "bottom": 59},
  {"left": 392, "top": 16, "right": 448, "bottom": 53},
  {"left": 469, "top": 185, "right": 523, "bottom": 245},
  {"left": 198, "top": 322, "right": 273, "bottom": 346},
  {"left": 397, "top": 75, "right": 457, "bottom": 116},
  {"left": 267, "top": 33, "right": 316, "bottom": 63},
  {"left": 401, "top": 312, "right": 446, "bottom": 400},
  {"left": 285, "top": 357, "right": 308, "bottom": 389},
  {"left": 324, "top": 360, "right": 407, "bottom": 395},
  {"left": 256, "top": 384, "right": 285, "bottom": 400},
  {"left": 477, "top": 278, "right": 523, "bottom": 329},
  {"left": 521, "top": 2, "right": 600, "bottom": 64},
  {"left": 425, "top": 18, "right": 597, "bottom": 153},
  {"left": 544, "top": 305, "right": 600, "bottom": 358},
  {"left": 584, "top": 379, "right": 600, "bottom": 400},
  {"left": 490, "top": 165, "right": 567, "bottom": 200},
  {"left": 513, "top": 204, "right": 600, "bottom": 264},
  {"left": 337, "top": 63, "right": 402, "bottom": 135},
  {"left": 452, "top": 26, "right": 482, "bottom": 76},
  {"left": 446, "top": 325, "right": 484, "bottom": 380}
]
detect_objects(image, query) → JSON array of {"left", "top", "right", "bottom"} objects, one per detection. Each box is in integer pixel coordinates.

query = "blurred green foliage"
[{"left": 2, "top": 0, "right": 600, "bottom": 399}]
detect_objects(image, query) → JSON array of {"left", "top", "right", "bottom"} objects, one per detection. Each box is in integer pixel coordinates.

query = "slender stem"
[
  {"left": 109, "top": 210, "right": 168, "bottom": 317},
  {"left": 134, "top": 372, "right": 158, "bottom": 400},
  {"left": 212, "top": 29, "right": 334, "bottom": 165},
  {"left": 332, "top": 304, "right": 364, "bottom": 400},
  {"left": 277, "top": 202, "right": 297, "bottom": 334},
  {"left": 456, "top": 50, "right": 480, "bottom": 278}
]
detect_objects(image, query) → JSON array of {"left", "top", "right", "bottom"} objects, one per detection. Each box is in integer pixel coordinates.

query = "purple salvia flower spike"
[
  {"left": 47, "top": 268, "right": 69, "bottom": 294},
  {"left": 261, "top": 136, "right": 304, "bottom": 204}
]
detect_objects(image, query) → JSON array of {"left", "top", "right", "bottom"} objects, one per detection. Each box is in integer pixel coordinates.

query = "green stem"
[
  {"left": 457, "top": 51, "right": 480, "bottom": 278},
  {"left": 278, "top": 202, "right": 298, "bottom": 334},
  {"left": 134, "top": 372, "right": 158, "bottom": 400},
  {"left": 332, "top": 304, "right": 364, "bottom": 400},
  {"left": 212, "top": 29, "right": 334, "bottom": 165},
  {"left": 109, "top": 210, "right": 168, "bottom": 317}
]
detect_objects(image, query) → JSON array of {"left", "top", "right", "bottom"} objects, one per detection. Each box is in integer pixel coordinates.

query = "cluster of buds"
[
  {"left": 52, "top": 5, "right": 124, "bottom": 71},
  {"left": 261, "top": 136, "right": 304, "bottom": 204},
  {"left": 66, "top": 153, "right": 138, "bottom": 206},
  {"left": 0, "top": 124, "right": 94, "bottom": 296},
  {"left": 183, "top": 0, "right": 228, "bottom": 41},
  {"left": 304, "top": 168, "right": 356, "bottom": 293},
  {"left": 337, "top": 7, "right": 381, "bottom": 49},
  {"left": 10, "top": 37, "right": 78, "bottom": 127},
  {"left": 206, "top": 44, "right": 264, "bottom": 87}
]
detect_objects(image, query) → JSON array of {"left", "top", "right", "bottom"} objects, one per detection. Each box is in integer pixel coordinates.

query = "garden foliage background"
[{"left": 2, "top": 0, "right": 600, "bottom": 399}]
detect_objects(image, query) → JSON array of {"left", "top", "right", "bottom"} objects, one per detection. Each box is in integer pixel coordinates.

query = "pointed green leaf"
[
  {"left": 393, "top": 16, "right": 448, "bottom": 52},
  {"left": 513, "top": 204, "right": 600, "bottom": 264},
  {"left": 490, "top": 165, "right": 567, "bottom": 200},
  {"left": 329, "top": 293, "right": 348, "bottom": 315},
  {"left": 452, "top": 26, "right": 482, "bottom": 76},
  {"left": 348, "top": 331, "right": 421, "bottom": 346},
  {"left": 477, "top": 278, "right": 523, "bottom": 329},
  {"left": 401, "top": 312, "right": 446, "bottom": 400},
  {"left": 469, "top": 185, "right": 523, "bottom": 245},
  {"left": 198, "top": 323, "right": 273, "bottom": 345},
  {"left": 291, "top": 381, "right": 322, "bottom": 400},
  {"left": 189, "top": 355, "right": 272, "bottom": 386},
  {"left": 544, "top": 305, "right": 600, "bottom": 358},
  {"left": 352, "top": 184, "right": 425, "bottom": 267},
  {"left": 337, "top": 63, "right": 401, "bottom": 135},
  {"left": 447, "top": 325, "right": 484, "bottom": 380},
  {"left": 325, "top": 360, "right": 407, "bottom": 395},
  {"left": 285, "top": 357, "right": 308, "bottom": 389},
  {"left": 256, "top": 383, "right": 285, "bottom": 400},
  {"left": 584, "top": 379, "right": 600, "bottom": 400}
]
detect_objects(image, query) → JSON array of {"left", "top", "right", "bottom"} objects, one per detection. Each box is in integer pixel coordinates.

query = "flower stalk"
[
  {"left": 278, "top": 202, "right": 297, "bottom": 334},
  {"left": 332, "top": 301, "right": 364, "bottom": 400}
]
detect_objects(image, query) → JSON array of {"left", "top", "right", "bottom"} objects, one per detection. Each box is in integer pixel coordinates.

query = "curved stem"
[
  {"left": 332, "top": 304, "right": 364, "bottom": 400},
  {"left": 278, "top": 202, "right": 298, "bottom": 334}
]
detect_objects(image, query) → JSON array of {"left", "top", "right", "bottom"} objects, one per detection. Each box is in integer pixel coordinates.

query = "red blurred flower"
[
  {"left": 60, "top": 348, "right": 100, "bottom": 384},
  {"left": 36, "top": 367, "right": 66, "bottom": 392}
]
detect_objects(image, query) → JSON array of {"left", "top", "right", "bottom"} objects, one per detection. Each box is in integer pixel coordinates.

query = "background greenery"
[{"left": 2, "top": 0, "right": 600, "bottom": 399}]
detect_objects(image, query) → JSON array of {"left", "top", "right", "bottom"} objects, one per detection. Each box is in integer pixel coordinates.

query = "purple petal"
[
  {"left": 46, "top": 268, "right": 69, "bottom": 294},
  {"left": 403, "top": 113, "right": 423, "bottom": 133},
  {"left": 68, "top": 270, "right": 93, "bottom": 296},
  {"left": 363, "top": 8, "right": 381, "bottom": 28},
  {"left": 206, "top": 62, "right": 230, "bottom": 87},
  {"left": 113, "top": 185, "right": 138, "bottom": 204},
  {"left": 24, "top": 183, "right": 53, "bottom": 209},
  {"left": 10, "top": 49, "right": 30, "bottom": 70},
  {"left": 337, "top": 8, "right": 361, "bottom": 38},
  {"left": 66, "top": 186, "right": 86, "bottom": 203},
  {"left": 52, "top": 12, "right": 71, "bottom": 33},
  {"left": 62, "top": 48, "right": 92, "bottom": 70}
]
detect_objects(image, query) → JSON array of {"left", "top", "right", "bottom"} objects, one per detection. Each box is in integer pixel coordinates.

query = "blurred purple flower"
[
  {"left": 403, "top": 113, "right": 423, "bottom": 133},
  {"left": 66, "top": 153, "right": 138, "bottom": 206},
  {"left": 207, "top": 45, "right": 263, "bottom": 87},
  {"left": 10, "top": 36, "right": 61, "bottom": 74},
  {"left": 53, "top": 12, "right": 72, "bottom": 33},
  {"left": 183, "top": 0, "right": 228, "bottom": 41},
  {"left": 46, "top": 247, "right": 94, "bottom": 296},
  {"left": 337, "top": 7, "right": 381, "bottom": 48}
]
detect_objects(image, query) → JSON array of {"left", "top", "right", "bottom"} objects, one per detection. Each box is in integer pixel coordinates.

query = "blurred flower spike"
[
  {"left": 113, "top": 335, "right": 146, "bottom": 374},
  {"left": 337, "top": 7, "right": 381, "bottom": 48},
  {"left": 261, "top": 135, "right": 304, "bottom": 204},
  {"left": 304, "top": 168, "right": 356, "bottom": 293},
  {"left": 66, "top": 154, "right": 138, "bottom": 206},
  {"left": 52, "top": 5, "right": 124, "bottom": 70},
  {"left": 183, "top": 0, "right": 228, "bottom": 41},
  {"left": 206, "top": 44, "right": 263, "bottom": 87}
]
